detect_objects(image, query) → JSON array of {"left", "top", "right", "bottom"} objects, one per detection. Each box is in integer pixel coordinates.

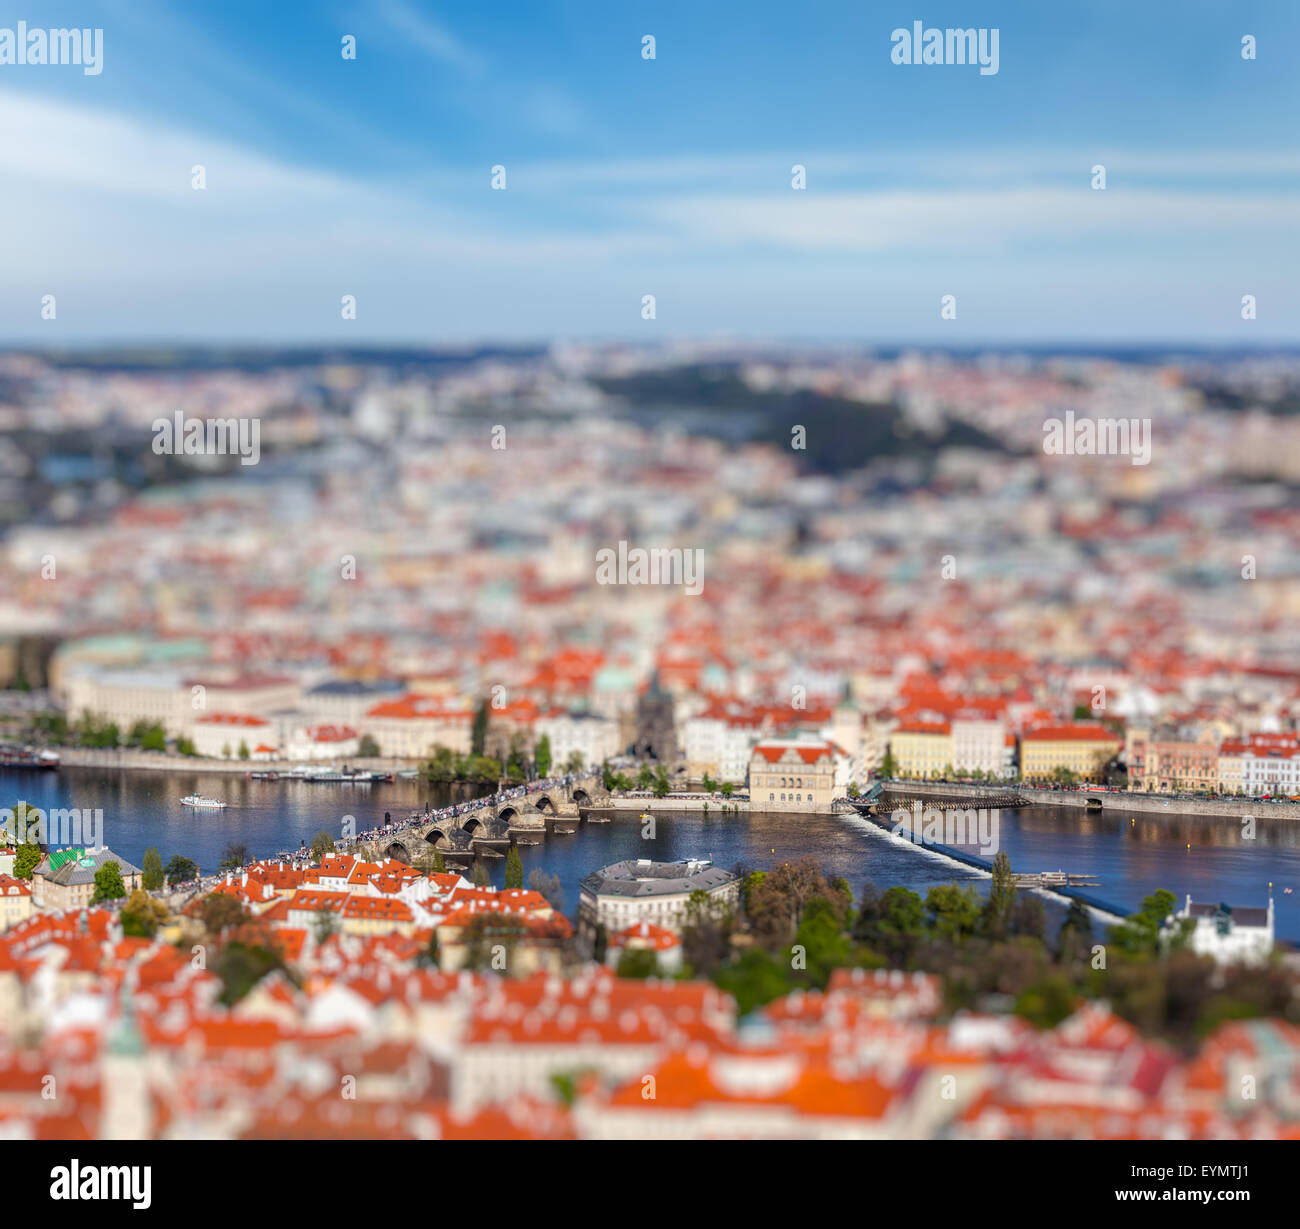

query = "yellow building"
[
  {"left": 1021, "top": 724, "right": 1122, "bottom": 783},
  {"left": 1217, "top": 742, "right": 1246, "bottom": 794},
  {"left": 340, "top": 895, "right": 416, "bottom": 937},
  {"left": 0, "top": 875, "right": 32, "bottom": 930},
  {"left": 889, "top": 722, "right": 952, "bottom": 779}
]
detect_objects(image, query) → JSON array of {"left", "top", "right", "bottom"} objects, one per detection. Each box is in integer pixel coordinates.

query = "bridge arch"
[
  {"left": 384, "top": 841, "right": 411, "bottom": 863},
  {"left": 497, "top": 805, "right": 518, "bottom": 822},
  {"left": 572, "top": 788, "right": 592, "bottom": 807},
  {"left": 533, "top": 794, "right": 555, "bottom": 815}
]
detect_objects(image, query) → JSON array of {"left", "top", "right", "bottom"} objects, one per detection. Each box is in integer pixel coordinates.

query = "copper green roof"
[{"left": 46, "top": 848, "right": 86, "bottom": 872}]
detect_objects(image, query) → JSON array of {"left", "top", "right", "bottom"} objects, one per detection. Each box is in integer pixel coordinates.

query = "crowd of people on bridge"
[{"left": 330, "top": 772, "right": 589, "bottom": 854}]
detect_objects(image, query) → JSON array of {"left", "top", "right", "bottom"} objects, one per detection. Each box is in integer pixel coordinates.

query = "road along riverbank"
[{"left": 879, "top": 781, "right": 1300, "bottom": 821}]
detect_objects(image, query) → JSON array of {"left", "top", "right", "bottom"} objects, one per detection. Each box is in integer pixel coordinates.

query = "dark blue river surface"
[{"left": 4, "top": 769, "right": 1300, "bottom": 941}]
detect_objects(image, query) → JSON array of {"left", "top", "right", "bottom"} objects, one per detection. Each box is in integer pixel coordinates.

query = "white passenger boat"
[{"left": 180, "top": 795, "right": 227, "bottom": 809}]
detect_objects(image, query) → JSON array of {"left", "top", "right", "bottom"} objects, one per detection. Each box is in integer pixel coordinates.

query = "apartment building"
[
  {"left": 681, "top": 704, "right": 763, "bottom": 783},
  {"left": 950, "top": 717, "right": 1009, "bottom": 777},
  {"left": 1220, "top": 734, "right": 1300, "bottom": 796},
  {"left": 191, "top": 712, "right": 274, "bottom": 758},
  {"left": 1125, "top": 727, "right": 1220, "bottom": 793},
  {"left": 362, "top": 694, "right": 474, "bottom": 759},
  {"left": 302, "top": 679, "right": 406, "bottom": 726},
  {"left": 64, "top": 668, "right": 300, "bottom": 738},
  {"left": 534, "top": 709, "right": 621, "bottom": 772},
  {"left": 1020, "top": 724, "right": 1122, "bottom": 783},
  {"left": 1217, "top": 743, "right": 1246, "bottom": 794},
  {"left": 890, "top": 721, "right": 951, "bottom": 779}
]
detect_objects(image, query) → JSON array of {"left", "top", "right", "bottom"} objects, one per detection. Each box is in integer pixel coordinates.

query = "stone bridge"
[{"left": 345, "top": 774, "right": 609, "bottom": 864}]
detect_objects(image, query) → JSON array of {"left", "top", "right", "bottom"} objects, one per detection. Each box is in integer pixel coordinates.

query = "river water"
[{"left": 5, "top": 769, "right": 1300, "bottom": 940}]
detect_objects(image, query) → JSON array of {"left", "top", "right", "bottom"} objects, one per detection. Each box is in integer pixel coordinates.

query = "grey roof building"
[
  {"left": 579, "top": 858, "right": 739, "bottom": 945},
  {"left": 31, "top": 846, "right": 144, "bottom": 911},
  {"left": 581, "top": 858, "right": 736, "bottom": 899}
]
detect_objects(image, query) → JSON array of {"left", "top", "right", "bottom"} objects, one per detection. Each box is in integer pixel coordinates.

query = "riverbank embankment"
[{"left": 880, "top": 781, "right": 1300, "bottom": 821}]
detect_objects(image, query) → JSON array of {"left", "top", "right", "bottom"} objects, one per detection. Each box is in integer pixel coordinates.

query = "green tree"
[
  {"left": 926, "top": 883, "right": 983, "bottom": 942},
  {"left": 1056, "top": 898, "right": 1094, "bottom": 963},
  {"left": 309, "top": 830, "right": 335, "bottom": 860},
  {"left": 636, "top": 764, "right": 654, "bottom": 790},
  {"left": 878, "top": 750, "right": 898, "bottom": 778},
  {"left": 878, "top": 886, "right": 926, "bottom": 935},
  {"left": 984, "top": 850, "right": 1018, "bottom": 938},
  {"left": 164, "top": 855, "right": 199, "bottom": 886},
  {"left": 534, "top": 734, "right": 552, "bottom": 779},
  {"left": 213, "top": 922, "right": 288, "bottom": 1006},
  {"left": 1015, "top": 975, "right": 1078, "bottom": 1029},
  {"left": 120, "top": 889, "right": 169, "bottom": 938},
  {"left": 720, "top": 782, "right": 735, "bottom": 798},
  {"left": 91, "top": 860, "right": 126, "bottom": 904},
  {"left": 472, "top": 860, "right": 490, "bottom": 888},
  {"left": 504, "top": 844, "right": 524, "bottom": 890},
  {"left": 565, "top": 750, "right": 585, "bottom": 773},
  {"left": 747, "top": 858, "right": 847, "bottom": 949},
  {"left": 432, "top": 846, "right": 446, "bottom": 874},
  {"left": 358, "top": 734, "right": 380, "bottom": 757},
  {"left": 715, "top": 947, "right": 790, "bottom": 1016},
  {"left": 701, "top": 773, "right": 716, "bottom": 794},
  {"left": 219, "top": 842, "right": 252, "bottom": 872},
  {"left": 139, "top": 723, "right": 167, "bottom": 752},
  {"left": 471, "top": 700, "right": 489, "bottom": 757},
  {"left": 615, "top": 948, "right": 659, "bottom": 979},
  {"left": 9, "top": 801, "right": 43, "bottom": 880},
  {"left": 1113, "top": 889, "right": 1183, "bottom": 957},
  {"left": 175, "top": 737, "right": 198, "bottom": 757},
  {"left": 467, "top": 755, "right": 502, "bottom": 782},
  {"left": 652, "top": 766, "right": 670, "bottom": 798},
  {"left": 200, "top": 892, "right": 247, "bottom": 936},
  {"left": 791, "top": 896, "right": 853, "bottom": 988},
  {"left": 528, "top": 868, "right": 565, "bottom": 913},
  {"left": 682, "top": 892, "right": 733, "bottom": 978},
  {"left": 427, "top": 745, "right": 458, "bottom": 782},
  {"left": 237, "top": 740, "right": 250, "bottom": 760},
  {"left": 141, "top": 846, "right": 164, "bottom": 891}
]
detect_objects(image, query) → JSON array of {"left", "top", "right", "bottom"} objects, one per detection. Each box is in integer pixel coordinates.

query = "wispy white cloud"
[
  {"left": 369, "top": 0, "right": 487, "bottom": 74},
  {"left": 1, "top": 91, "right": 1295, "bottom": 341},
  {"left": 642, "top": 188, "right": 1299, "bottom": 253}
]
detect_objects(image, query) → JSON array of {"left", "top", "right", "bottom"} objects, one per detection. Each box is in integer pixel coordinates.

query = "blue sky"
[{"left": 3, "top": 0, "right": 1299, "bottom": 343}]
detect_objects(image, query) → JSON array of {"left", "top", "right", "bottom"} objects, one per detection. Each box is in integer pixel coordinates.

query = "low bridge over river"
[
  {"left": 832, "top": 783, "right": 1027, "bottom": 817},
  {"left": 342, "top": 774, "right": 609, "bottom": 864}
]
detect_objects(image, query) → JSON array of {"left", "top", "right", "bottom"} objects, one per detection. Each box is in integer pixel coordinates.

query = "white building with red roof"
[{"left": 606, "top": 921, "right": 683, "bottom": 973}]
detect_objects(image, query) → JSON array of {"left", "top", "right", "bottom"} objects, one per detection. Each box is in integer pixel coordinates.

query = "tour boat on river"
[{"left": 180, "top": 795, "right": 227, "bottom": 809}]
